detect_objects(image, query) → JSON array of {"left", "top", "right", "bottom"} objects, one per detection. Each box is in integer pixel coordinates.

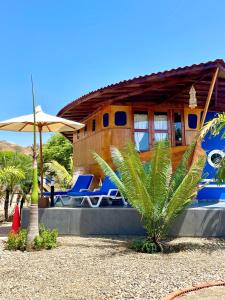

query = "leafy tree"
[
  {"left": 0, "top": 166, "right": 25, "bottom": 220},
  {"left": 0, "top": 151, "right": 33, "bottom": 220},
  {"left": 43, "top": 134, "right": 73, "bottom": 173},
  {"left": 94, "top": 141, "right": 205, "bottom": 252}
]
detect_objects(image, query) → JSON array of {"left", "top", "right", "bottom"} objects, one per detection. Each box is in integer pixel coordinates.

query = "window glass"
[
  {"left": 77, "top": 130, "right": 80, "bottom": 139},
  {"left": 154, "top": 132, "right": 168, "bottom": 142},
  {"left": 115, "top": 111, "right": 127, "bottom": 126},
  {"left": 188, "top": 114, "right": 198, "bottom": 129},
  {"left": 154, "top": 112, "right": 168, "bottom": 130},
  {"left": 92, "top": 119, "right": 96, "bottom": 132},
  {"left": 103, "top": 113, "right": 109, "bottom": 127},
  {"left": 134, "top": 132, "right": 149, "bottom": 151},
  {"left": 134, "top": 112, "right": 148, "bottom": 129},
  {"left": 174, "top": 112, "right": 182, "bottom": 145}
]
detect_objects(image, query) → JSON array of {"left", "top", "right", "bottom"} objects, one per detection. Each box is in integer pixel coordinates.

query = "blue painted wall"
[
  {"left": 198, "top": 111, "right": 225, "bottom": 200},
  {"left": 201, "top": 112, "right": 225, "bottom": 179}
]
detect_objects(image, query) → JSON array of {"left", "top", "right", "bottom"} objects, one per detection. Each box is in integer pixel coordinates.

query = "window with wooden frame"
[
  {"left": 134, "top": 112, "right": 150, "bottom": 151},
  {"left": 133, "top": 109, "right": 185, "bottom": 151},
  {"left": 173, "top": 111, "right": 184, "bottom": 146},
  {"left": 153, "top": 112, "right": 169, "bottom": 142}
]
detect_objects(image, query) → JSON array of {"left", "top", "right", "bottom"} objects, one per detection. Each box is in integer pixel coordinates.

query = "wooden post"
[
  {"left": 39, "top": 125, "right": 43, "bottom": 200},
  {"left": 200, "top": 67, "right": 219, "bottom": 128},
  {"left": 191, "top": 67, "right": 220, "bottom": 168}
]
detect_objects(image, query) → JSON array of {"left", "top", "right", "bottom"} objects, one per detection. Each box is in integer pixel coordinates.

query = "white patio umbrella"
[{"left": 0, "top": 105, "right": 84, "bottom": 197}]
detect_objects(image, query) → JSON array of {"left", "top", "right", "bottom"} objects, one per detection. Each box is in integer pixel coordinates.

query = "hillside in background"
[{"left": 0, "top": 140, "right": 32, "bottom": 155}]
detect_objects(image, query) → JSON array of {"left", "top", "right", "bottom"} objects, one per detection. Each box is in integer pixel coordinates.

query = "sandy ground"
[{"left": 0, "top": 227, "right": 225, "bottom": 300}]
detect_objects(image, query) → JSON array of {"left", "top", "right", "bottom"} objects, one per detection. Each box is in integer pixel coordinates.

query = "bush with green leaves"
[
  {"left": 95, "top": 141, "right": 205, "bottom": 253},
  {"left": 6, "top": 229, "right": 27, "bottom": 251},
  {"left": 6, "top": 225, "right": 58, "bottom": 251},
  {"left": 130, "top": 239, "right": 159, "bottom": 253},
  {"left": 33, "top": 225, "right": 58, "bottom": 250}
]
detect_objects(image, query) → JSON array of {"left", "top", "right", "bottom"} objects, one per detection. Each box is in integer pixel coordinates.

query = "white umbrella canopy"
[
  {"left": 0, "top": 105, "right": 84, "bottom": 198},
  {"left": 0, "top": 105, "right": 84, "bottom": 132}
]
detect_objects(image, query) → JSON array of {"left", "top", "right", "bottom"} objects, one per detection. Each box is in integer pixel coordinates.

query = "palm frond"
[
  {"left": 169, "top": 139, "right": 197, "bottom": 196},
  {"left": 163, "top": 155, "right": 205, "bottom": 234},
  {"left": 148, "top": 141, "right": 172, "bottom": 207},
  {"left": 94, "top": 141, "right": 205, "bottom": 242},
  {"left": 44, "top": 160, "right": 72, "bottom": 188}
]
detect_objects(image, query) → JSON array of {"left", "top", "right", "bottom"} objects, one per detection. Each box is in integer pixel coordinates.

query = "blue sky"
[{"left": 0, "top": 0, "right": 225, "bottom": 145}]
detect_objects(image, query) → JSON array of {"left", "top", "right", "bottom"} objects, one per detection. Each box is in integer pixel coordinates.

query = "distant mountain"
[{"left": 0, "top": 140, "right": 32, "bottom": 155}]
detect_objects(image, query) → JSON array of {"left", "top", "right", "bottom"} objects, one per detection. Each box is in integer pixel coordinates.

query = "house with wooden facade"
[{"left": 58, "top": 59, "right": 225, "bottom": 191}]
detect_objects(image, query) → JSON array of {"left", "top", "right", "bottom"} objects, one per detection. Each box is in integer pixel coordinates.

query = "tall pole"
[
  {"left": 27, "top": 75, "right": 39, "bottom": 245},
  {"left": 39, "top": 125, "right": 44, "bottom": 199},
  {"left": 31, "top": 75, "right": 39, "bottom": 204}
]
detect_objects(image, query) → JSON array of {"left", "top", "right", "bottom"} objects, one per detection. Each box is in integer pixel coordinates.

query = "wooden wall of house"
[
  {"left": 73, "top": 103, "right": 205, "bottom": 178},
  {"left": 73, "top": 105, "right": 132, "bottom": 177}
]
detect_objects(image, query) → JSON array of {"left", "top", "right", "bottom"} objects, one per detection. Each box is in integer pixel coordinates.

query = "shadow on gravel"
[
  {"left": 0, "top": 222, "right": 11, "bottom": 237},
  {"left": 59, "top": 236, "right": 225, "bottom": 256},
  {"left": 164, "top": 238, "right": 225, "bottom": 254}
]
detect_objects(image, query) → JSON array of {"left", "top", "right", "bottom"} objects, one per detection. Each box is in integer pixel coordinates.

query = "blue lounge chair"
[
  {"left": 68, "top": 176, "right": 127, "bottom": 208},
  {"left": 43, "top": 174, "right": 94, "bottom": 199}
]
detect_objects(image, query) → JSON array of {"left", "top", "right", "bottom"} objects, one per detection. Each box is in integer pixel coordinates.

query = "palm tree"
[
  {"left": 27, "top": 76, "right": 39, "bottom": 246},
  {"left": 0, "top": 166, "right": 25, "bottom": 220},
  {"left": 94, "top": 141, "right": 205, "bottom": 251},
  {"left": 0, "top": 151, "right": 32, "bottom": 220}
]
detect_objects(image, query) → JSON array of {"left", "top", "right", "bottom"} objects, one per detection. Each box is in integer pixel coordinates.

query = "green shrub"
[
  {"left": 130, "top": 239, "right": 160, "bottom": 254},
  {"left": 6, "top": 225, "right": 58, "bottom": 251},
  {"left": 33, "top": 225, "right": 58, "bottom": 250},
  {"left": 6, "top": 229, "right": 27, "bottom": 251}
]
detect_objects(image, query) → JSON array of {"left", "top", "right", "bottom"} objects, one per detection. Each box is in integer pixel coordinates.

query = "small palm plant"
[
  {"left": 94, "top": 141, "right": 205, "bottom": 252},
  {"left": 0, "top": 166, "right": 25, "bottom": 220}
]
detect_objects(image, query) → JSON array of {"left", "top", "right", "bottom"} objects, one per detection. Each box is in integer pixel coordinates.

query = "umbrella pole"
[{"left": 39, "top": 126, "right": 43, "bottom": 200}]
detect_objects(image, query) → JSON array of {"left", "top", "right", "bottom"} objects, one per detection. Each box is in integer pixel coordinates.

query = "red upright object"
[{"left": 11, "top": 204, "right": 21, "bottom": 234}]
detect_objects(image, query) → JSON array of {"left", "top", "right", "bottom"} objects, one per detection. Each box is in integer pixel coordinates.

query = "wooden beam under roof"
[{"left": 201, "top": 67, "right": 219, "bottom": 127}]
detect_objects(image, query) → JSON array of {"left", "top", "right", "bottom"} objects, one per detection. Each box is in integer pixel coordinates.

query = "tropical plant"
[
  {"left": 44, "top": 160, "right": 72, "bottom": 189},
  {"left": 94, "top": 141, "right": 205, "bottom": 252},
  {"left": 27, "top": 77, "right": 39, "bottom": 248},
  {"left": 0, "top": 166, "right": 25, "bottom": 220},
  {"left": 6, "top": 225, "right": 58, "bottom": 251},
  {"left": 33, "top": 224, "right": 58, "bottom": 250},
  {"left": 0, "top": 150, "right": 33, "bottom": 210},
  {"left": 43, "top": 133, "right": 73, "bottom": 173},
  {"left": 6, "top": 229, "right": 28, "bottom": 251}
]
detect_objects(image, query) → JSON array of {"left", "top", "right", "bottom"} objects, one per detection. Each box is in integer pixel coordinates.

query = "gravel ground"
[
  {"left": 179, "top": 286, "right": 225, "bottom": 299},
  {"left": 1, "top": 234, "right": 225, "bottom": 300}
]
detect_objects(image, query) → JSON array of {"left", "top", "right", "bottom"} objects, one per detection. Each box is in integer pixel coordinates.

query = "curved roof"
[{"left": 58, "top": 59, "right": 225, "bottom": 125}]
